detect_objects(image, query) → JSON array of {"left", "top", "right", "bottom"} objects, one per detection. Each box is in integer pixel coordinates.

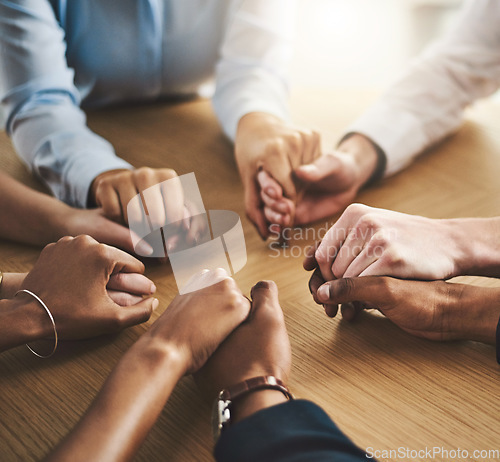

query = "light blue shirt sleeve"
[
  {"left": 0, "top": 0, "right": 132, "bottom": 208},
  {"left": 0, "top": 0, "right": 297, "bottom": 206}
]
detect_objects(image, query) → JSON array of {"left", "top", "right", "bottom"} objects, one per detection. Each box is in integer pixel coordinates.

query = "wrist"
[
  {"left": 237, "top": 112, "right": 282, "bottom": 133},
  {"left": 445, "top": 285, "right": 500, "bottom": 344},
  {"left": 447, "top": 217, "right": 500, "bottom": 277},
  {"left": 0, "top": 273, "right": 26, "bottom": 299},
  {"left": 337, "top": 133, "right": 382, "bottom": 189},
  {"left": 132, "top": 335, "right": 188, "bottom": 379},
  {"left": 0, "top": 296, "right": 53, "bottom": 347}
]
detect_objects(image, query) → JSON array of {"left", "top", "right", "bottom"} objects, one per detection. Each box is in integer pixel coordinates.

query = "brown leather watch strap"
[{"left": 220, "top": 376, "right": 294, "bottom": 402}]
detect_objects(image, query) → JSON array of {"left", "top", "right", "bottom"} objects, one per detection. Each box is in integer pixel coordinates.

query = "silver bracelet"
[{"left": 15, "top": 289, "right": 58, "bottom": 358}]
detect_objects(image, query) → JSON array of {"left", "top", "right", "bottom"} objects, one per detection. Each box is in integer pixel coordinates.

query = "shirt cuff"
[
  {"left": 496, "top": 314, "right": 500, "bottom": 365},
  {"left": 346, "top": 102, "right": 429, "bottom": 177},
  {"left": 34, "top": 133, "right": 133, "bottom": 208},
  {"left": 215, "top": 98, "right": 290, "bottom": 142}
]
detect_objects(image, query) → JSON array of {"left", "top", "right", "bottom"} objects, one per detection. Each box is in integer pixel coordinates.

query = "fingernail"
[
  {"left": 271, "top": 211, "right": 283, "bottom": 223},
  {"left": 152, "top": 298, "right": 159, "bottom": 310},
  {"left": 298, "top": 165, "right": 317, "bottom": 174},
  {"left": 265, "top": 187, "right": 278, "bottom": 199},
  {"left": 136, "top": 240, "right": 154, "bottom": 256},
  {"left": 317, "top": 284, "right": 330, "bottom": 301},
  {"left": 150, "top": 283, "right": 157, "bottom": 294}
]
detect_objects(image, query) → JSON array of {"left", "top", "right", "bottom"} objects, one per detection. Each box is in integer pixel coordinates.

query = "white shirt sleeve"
[
  {"left": 0, "top": 0, "right": 132, "bottom": 208},
  {"left": 347, "top": 0, "right": 500, "bottom": 176},
  {"left": 212, "top": 0, "right": 297, "bottom": 141}
]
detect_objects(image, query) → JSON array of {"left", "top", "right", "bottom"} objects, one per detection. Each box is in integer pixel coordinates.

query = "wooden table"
[{"left": 0, "top": 89, "right": 499, "bottom": 461}]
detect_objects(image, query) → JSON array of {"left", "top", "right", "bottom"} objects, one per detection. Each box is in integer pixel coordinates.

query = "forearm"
[
  {"left": 0, "top": 173, "right": 75, "bottom": 245},
  {"left": 448, "top": 217, "right": 500, "bottom": 277},
  {"left": 47, "top": 337, "right": 185, "bottom": 462},
  {"left": 11, "top": 97, "right": 132, "bottom": 208},
  {"left": 0, "top": 273, "right": 27, "bottom": 299},
  {"left": 0, "top": 297, "right": 51, "bottom": 352},
  {"left": 346, "top": 0, "right": 500, "bottom": 177},
  {"left": 447, "top": 284, "right": 500, "bottom": 345}
]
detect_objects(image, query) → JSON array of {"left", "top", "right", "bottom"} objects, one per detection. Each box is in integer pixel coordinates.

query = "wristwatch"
[{"left": 211, "top": 375, "right": 294, "bottom": 441}]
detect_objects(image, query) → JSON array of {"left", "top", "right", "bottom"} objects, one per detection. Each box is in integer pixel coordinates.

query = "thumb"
[
  {"left": 250, "top": 280, "right": 281, "bottom": 317},
  {"left": 316, "top": 277, "right": 392, "bottom": 308},
  {"left": 295, "top": 153, "right": 342, "bottom": 183},
  {"left": 117, "top": 297, "right": 159, "bottom": 329}
]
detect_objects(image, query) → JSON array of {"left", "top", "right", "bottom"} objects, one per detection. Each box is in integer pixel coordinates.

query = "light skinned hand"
[
  {"left": 18, "top": 235, "right": 157, "bottom": 340},
  {"left": 194, "top": 280, "right": 292, "bottom": 400},
  {"left": 311, "top": 274, "right": 500, "bottom": 344},
  {"left": 260, "top": 134, "right": 379, "bottom": 226},
  {"left": 312, "top": 203, "right": 463, "bottom": 282},
  {"left": 141, "top": 268, "right": 251, "bottom": 375},
  {"left": 235, "top": 112, "right": 321, "bottom": 238}
]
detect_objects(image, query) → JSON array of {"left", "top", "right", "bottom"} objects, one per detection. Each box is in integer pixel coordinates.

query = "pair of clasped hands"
[{"left": 87, "top": 115, "right": 379, "bottom": 245}]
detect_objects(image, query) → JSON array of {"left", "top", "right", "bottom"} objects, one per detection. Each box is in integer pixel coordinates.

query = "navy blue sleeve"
[
  {"left": 214, "top": 400, "right": 369, "bottom": 462},
  {"left": 496, "top": 314, "right": 500, "bottom": 365}
]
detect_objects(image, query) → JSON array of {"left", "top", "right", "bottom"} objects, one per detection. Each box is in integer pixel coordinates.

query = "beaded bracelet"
[{"left": 15, "top": 289, "right": 58, "bottom": 358}]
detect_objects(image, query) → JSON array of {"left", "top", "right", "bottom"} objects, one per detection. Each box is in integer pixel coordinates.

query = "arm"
[
  {"left": 47, "top": 269, "right": 251, "bottom": 462},
  {"left": 309, "top": 271, "right": 500, "bottom": 348},
  {"left": 0, "top": 171, "right": 146, "bottom": 253},
  {"left": 307, "top": 204, "right": 500, "bottom": 281},
  {"left": 346, "top": 0, "right": 500, "bottom": 176},
  {"left": 195, "top": 281, "right": 367, "bottom": 462},
  {"left": 214, "top": 0, "right": 323, "bottom": 237},
  {"left": 0, "top": 235, "right": 156, "bottom": 353},
  {"left": 216, "top": 400, "right": 368, "bottom": 462},
  {"left": 0, "top": 0, "right": 132, "bottom": 208}
]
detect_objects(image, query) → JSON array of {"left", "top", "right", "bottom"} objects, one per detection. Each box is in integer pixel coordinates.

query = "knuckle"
[
  {"left": 335, "top": 277, "right": 356, "bottom": 299},
  {"left": 135, "top": 166, "right": 155, "bottom": 182},
  {"left": 74, "top": 234, "right": 95, "bottom": 246},
  {"left": 345, "top": 203, "right": 369, "bottom": 218},
  {"left": 370, "top": 231, "right": 390, "bottom": 248},
  {"left": 287, "top": 132, "right": 302, "bottom": 151},
  {"left": 160, "top": 168, "right": 178, "bottom": 180},
  {"left": 314, "top": 251, "right": 328, "bottom": 267},
  {"left": 356, "top": 212, "right": 380, "bottom": 231},
  {"left": 108, "top": 310, "right": 127, "bottom": 331},
  {"left": 380, "top": 248, "right": 403, "bottom": 269},
  {"left": 265, "top": 138, "right": 286, "bottom": 156}
]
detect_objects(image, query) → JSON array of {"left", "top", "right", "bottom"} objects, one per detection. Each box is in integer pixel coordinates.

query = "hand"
[
  {"left": 141, "top": 268, "right": 251, "bottom": 375},
  {"left": 90, "top": 167, "right": 182, "bottom": 225},
  {"left": 259, "top": 133, "right": 379, "bottom": 226},
  {"left": 311, "top": 274, "right": 500, "bottom": 344},
  {"left": 18, "top": 235, "right": 157, "bottom": 340},
  {"left": 310, "top": 203, "right": 463, "bottom": 282},
  {"left": 59, "top": 207, "right": 153, "bottom": 256},
  {"left": 106, "top": 273, "right": 156, "bottom": 306},
  {"left": 235, "top": 112, "right": 321, "bottom": 238},
  {"left": 0, "top": 272, "right": 154, "bottom": 307},
  {"left": 194, "top": 280, "right": 291, "bottom": 401}
]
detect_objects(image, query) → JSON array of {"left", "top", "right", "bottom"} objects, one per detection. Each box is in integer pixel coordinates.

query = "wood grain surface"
[{"left": 0, "top": 89, "right": 498, "bottom": 461}]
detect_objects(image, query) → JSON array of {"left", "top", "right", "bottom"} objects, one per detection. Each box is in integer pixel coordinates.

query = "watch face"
[{"left": 211, "top": 394, "right": 231, "bottom": 442}]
